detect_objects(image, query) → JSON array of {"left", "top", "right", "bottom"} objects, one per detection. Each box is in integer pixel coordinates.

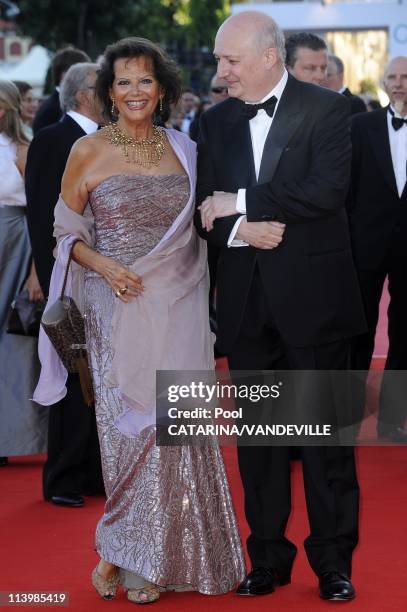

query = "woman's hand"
[
  {"left": 71, "top": 243, "right": 144, "bottom": 303},
  {"left": 199, "top": 191, "right": 237, "bottom": 231},
  {"left": 24, "top": 263, "right": 44, "bottom": 302},
  {"left": 101, "top": 256, "right": 144, "bottom": 303}
]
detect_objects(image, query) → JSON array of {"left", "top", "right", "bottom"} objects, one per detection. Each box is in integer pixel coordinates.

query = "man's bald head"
[
  {"left": 383, "top": 56, "right": 407, "bottom": 115},
  {"left": 217, "top": 11, "right": 286, "bottom": 63},
  {"left": 214, "top": 11, "right": 286, "bottom": 103}
]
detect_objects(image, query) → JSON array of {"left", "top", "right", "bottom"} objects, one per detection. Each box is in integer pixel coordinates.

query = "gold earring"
[
  {"left": 111, "top": 98, "right": 116, "bottom": 115},
  {"left": 159, "top": 96, "right": 163, "bottom": 112}
]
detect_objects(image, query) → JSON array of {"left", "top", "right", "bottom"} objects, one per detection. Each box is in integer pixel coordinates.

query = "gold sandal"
[
  {"left": 127, "top": 584, "right": 160, "bottom": 604},
  {"left": 91, "top": 564, "right": 120, "bottom": 600}
]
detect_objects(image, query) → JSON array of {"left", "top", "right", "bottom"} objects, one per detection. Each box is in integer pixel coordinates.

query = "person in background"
[
  {"left": 348, "top": 56, "right": 407, "bottom": 443},
  {"left": 189, "top": 98, "right": 212, "bottom": 142},
  {"left": 0, "top": 80, "right": 46, "bottom": 468},
  {"left": 189, "top": 74, "right": 229, "bottom": 141},
  {"left": 366, "top": 98, "right": 382, "bottom": 112},
  {"left": 179, "top": 87, "right": 198, "bottom": 133},
  {"left": 326, "top": 55, "right": 367, "bottom": 115},
  {"left": 26, "top": 63, "right": 104, "bottom": 507},
  {"left": 189, "top": 73, "right": 230, "bottom": 355},
  {"left": 12, "top": 81, "right": 39, "bottom": 138},
  {"left": 169, "top": 107, "right": 184, "bottom": 130},
  {"left": 209, "top": 73, "right": 229, "bottom": 104},
  {"left": 33, "top": 46, "right": 90, "bottom": 134},
  {"left": 285, "top": 32, "right": 328, "bottom": 86}
]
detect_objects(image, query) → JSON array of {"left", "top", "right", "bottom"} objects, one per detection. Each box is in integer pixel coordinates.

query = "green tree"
[
  {"left": 185, "top": 0, "right": 229, "bottom": 50},
  {"left": 16, "top": 0, "right": 184, "bottom": 56},
  {"left": 15, "top": 0, "right": 231, "bottom": 89}
]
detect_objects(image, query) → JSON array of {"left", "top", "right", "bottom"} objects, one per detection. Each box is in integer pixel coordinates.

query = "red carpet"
[
  {"left": 1, "top": 286, "right": 404, "bottom": 610},
  {"left": 1, "top": 445, "right": 406, "bottom": 611},
  {"left": 373, "top": 281, "right": 389, "bottom": 358}
]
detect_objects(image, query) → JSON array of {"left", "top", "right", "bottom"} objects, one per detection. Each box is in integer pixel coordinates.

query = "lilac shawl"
[{"left": 34, "top": 129, "right": 214, "bottom": 436}]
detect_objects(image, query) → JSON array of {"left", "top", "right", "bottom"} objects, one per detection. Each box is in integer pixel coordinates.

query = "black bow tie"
[
  {"left": 242, "top": 95, "right": 277, "bottom": 119},
  {"left": 389, "top": 107, "right": 407, "bottom": 131}
]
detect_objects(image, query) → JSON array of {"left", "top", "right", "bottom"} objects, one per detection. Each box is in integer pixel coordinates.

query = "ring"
[
  {"left": 119, "top": 286, "right": 128, "bottom": 295},
  {"left": 115, "top": 289, "right": 121, "bottom": 298}
]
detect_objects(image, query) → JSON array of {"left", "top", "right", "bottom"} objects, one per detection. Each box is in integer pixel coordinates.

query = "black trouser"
[
  {"left": 351, "top": 253, "right": 407, "bottom": 428},
  {"left": 43, "top": 374, "right": 104, "bottom": 499},
  {"left": 228, "top": 267, "right": 359, "bottom": 577}
]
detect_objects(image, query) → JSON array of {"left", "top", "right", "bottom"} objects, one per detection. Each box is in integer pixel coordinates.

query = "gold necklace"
[{"left": 104, "top": 122, "right": 166, "bottom": 167}]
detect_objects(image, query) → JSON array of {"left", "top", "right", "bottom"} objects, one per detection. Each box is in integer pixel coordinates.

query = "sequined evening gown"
[{"left": 85, "top": 174, "right": 245, "bottom": 594}]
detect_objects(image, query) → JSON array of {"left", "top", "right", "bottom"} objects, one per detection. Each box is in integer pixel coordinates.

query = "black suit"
[
  {"left": 342, "top": 87, "right": 367, "bottom": 116},
  {"left": 195, "top": 74, "right": 366, "bottom": 577},
  {"left": 349, "top": 108, "right": 407, "bottom": 429},
  {"left": 25, "top": 114, "right": 104, "bottom": 500},
  {"left": 26, "top": 115, "right": 84, "bottom": 295},
  {"left": 33, "top": 89, "right": 62, "bottom": 135}
]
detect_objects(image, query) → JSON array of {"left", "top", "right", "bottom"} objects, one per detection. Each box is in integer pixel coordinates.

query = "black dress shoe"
[
  {"left": 0, "top": 457, "right": 8, "bottom": 467},
  {"left": 50, "top": 494, "right": 84, "bottom": 507},
  {"left": 319, "top": 571, "right": 355, "bottom": 601},
  {"left": 377, "top": 425, "right": 407, "bottom": 444},
  {"left": 237, "top": 567, "right": 291, "bottom": 596}
]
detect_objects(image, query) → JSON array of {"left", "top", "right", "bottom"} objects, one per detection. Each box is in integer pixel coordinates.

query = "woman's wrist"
[{"left": 92, "top": 253, "right": 111, "bottom": 277}]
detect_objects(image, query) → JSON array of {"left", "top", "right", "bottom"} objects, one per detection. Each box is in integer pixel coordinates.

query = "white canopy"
[{"left": 0, "top": 45, "right": 50, "bottom": 93}]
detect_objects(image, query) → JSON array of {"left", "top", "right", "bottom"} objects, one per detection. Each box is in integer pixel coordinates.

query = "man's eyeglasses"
[{"left": 211, "top": 86, "right": 228, "bottom": 94}]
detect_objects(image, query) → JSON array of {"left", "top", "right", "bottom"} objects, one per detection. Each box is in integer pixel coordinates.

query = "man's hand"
[
  {"left": 199, "top": 191, "right": 237, "bottom": 231},
  {"left": 236, "top": 218, "right": 286, "bottom": 249}
]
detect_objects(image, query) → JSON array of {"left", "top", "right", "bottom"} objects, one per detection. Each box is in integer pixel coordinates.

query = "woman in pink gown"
[{"left": 34, "top": 38, "right": 244, "bottom": 605}]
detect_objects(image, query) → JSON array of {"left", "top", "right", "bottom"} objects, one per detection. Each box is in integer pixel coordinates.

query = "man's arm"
[
  {"left": 245, "top": 95, "right": 351, "bottom": 223},
  {"left": 25, "top": 133, "right": 61, "bottom": 294},
  {"left": 194, "top": 112, "right": 242, "bottom": 247},
  {"left": 194, "top": 111, "right": 285, "bottom": 250}
]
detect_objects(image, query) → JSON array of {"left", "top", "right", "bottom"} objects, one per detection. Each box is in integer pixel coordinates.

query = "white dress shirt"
[
  {"left": 228, "top": 69, "right": 288, "bottom": 246},
  {"left": 66, "top": 110, "right": 99, "bottom": 135},
  {"left": 181, "top": 111, "right": 195, "bottom": 135},
  {"left": 387, "top": 105, "right": 407, "bottom": 198},
  {"left": 0, "top": 133, "right": 26, "bottom": 207}
]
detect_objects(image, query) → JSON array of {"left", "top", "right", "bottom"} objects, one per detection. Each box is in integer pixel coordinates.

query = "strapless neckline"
[{"left": 91, "top": 173, "right": 188, "bottom": 197}]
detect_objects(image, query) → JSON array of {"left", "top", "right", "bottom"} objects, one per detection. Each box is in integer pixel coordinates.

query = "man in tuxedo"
[
  {"left": 180, "top": 88, "right": 198, "bottom": 134},
  {"left": 196, "top": 11, "right": 366, "bottom": 601},
  {"left": 326, "top": 55, "right": 367, "bottom": 115},
  {"left": 349, "top": 56, "right": 407, "bottom": 443},
  {"left": 33, "top": 47, "right": 90, "bottom": 134},
  {"left": 26, "top": 63, "right": 104, "bottom": 507},
  {"left": 189, "top": 74, "right": 229, "bottom": 352},
  {"left": 285, "top": 32, "right": 328, "bottom": 87}
]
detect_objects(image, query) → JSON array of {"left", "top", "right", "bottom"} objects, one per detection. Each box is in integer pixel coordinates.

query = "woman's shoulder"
[{"left": 69, "top": 130, "right": 104, "bottom": 158}]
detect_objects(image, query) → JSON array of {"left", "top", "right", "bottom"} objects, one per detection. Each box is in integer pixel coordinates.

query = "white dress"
[{"left": 0, "top": 133, "right": 48, "bottom": 456}]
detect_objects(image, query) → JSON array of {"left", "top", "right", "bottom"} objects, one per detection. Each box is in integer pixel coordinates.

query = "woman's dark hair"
[{"left": 95, "top": 37, "right": 182, "bottom": 124}]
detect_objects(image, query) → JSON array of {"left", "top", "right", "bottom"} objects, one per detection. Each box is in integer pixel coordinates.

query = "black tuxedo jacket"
[
  {"left": 342, "top": 88, "right": 367, "bottom": 115},
  {"left": 348, "top": 107, "right": 407, "bottom": 270},
  {"left": 195, "top": 74, "right": 366, "bottom": 352},
  {"left": 33, "top": 89, "right": 62, "bottom": 135},
  {"left": 25, "top": 115, "right": 85, "bottom": 294}
]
